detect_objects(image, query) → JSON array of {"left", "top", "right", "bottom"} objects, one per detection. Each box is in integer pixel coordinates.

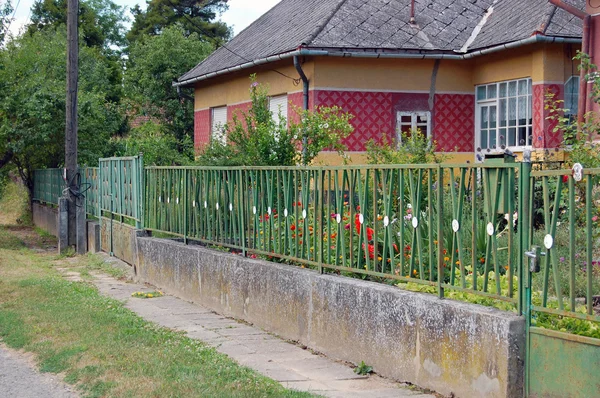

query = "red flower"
[
  {"left": 562, "top": 175, "right": 569, "bottom": 184},
  {"left": 393, "top": 244, "right": 399, "bottom": 253},
  {"left": 290, "top": 224, "right": 296, "bottom": 231},
  {"left": 366, "top": 227, "right": 374, "bottom": 241},
  {"left": 354, "top": 214, "right": 361, "bottom": 234},
  {"left": 362, "top": 243, "right": 375, "bottom": 259}
]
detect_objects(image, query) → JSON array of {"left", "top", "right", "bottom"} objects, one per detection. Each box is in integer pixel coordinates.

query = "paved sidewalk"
[
  {"left": 0, "top": 344, "right": 78, "bottom": 398},
  {"left": 87, "top": 257, "right": 436, "bottom": 398}
]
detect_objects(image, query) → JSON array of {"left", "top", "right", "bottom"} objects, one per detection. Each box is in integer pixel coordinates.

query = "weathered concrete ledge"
[
  {"left": 135, "top": 237, "right": 525, "bottom": 398},
  {"left": 99, "top": 218, "right": 146, "bottom": 266},
  {"left": 87, "top": 221, "right": 100, "bottom": 253},
  {"left": 32, "top": 203, "right": 58, "bottom": 237}
]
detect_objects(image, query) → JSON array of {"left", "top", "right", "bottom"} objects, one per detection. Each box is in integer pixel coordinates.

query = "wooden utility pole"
[{"left": 65, "top": 0, "right": 79, "bottom": 245}]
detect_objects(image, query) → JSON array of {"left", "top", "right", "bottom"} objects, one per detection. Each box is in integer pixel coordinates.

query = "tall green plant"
[{"left": 365, "top": 130, "right": 447, "bottom": 165}]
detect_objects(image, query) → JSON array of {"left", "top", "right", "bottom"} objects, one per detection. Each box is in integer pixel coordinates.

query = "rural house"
[{"left": 175, "top": 0, "right": 586, "bottom": 164}]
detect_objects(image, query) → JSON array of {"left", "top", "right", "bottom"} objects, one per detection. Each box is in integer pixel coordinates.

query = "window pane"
[
  {"left": 499, "top": 83, "right": 507, "bottom": 98},
  {"left": 489, "top": 130, "right": 497, "bottom": 149},
  {"left": 518, "top": 127, "right": 527, "bottom": 146},
  {"left": 499, "top": 99, "right": 507, "bottom": 127},
  {"left": 420, "top": 126, "right": 428, "bottom": 137},
  {"left": 508, "top": 81, "right": 517, "bottom": 96},
  {"left": 490, "top": 105, "right": 497, "bottom": 129},
  {"left": 401, "top": 115, "right": 412, "bottom": 123},
  {"left": 508, "top": 128, "right": 516, "bottom": 147},
  {"left": 508, "top": 98, "right": 517, "bottom": 126},
  {"left": 528, "top": 79, "right": 532, "bottom": 95},
  {"left": 499, "top": 128, "right": 507, "bottom": 147},
  {"left": 477, "top": 86, "right": 487, "bottom": 101},
  {"left": 528, "top": 126, "right": 533, "bottom": 146},
  {"left": 487, "top": 85, "right": 497, "bottom": 99},
  {"left": 417, "top": 113, "right": 429, "bottom": 124},
  {"left": 481, "top": 107, "right": 488, "bottom": 129},
  {"left": 527, "top": 95, "right": 532, "bottom": 124},
  {"left": 481, "top": 130, "right": 488, "bottom": 149},
  {"left": 518, "top": 97, "right": 527, "bottom": 126},
  {"left": 518, "top": 80, "right": 527, "bottom": 95}
]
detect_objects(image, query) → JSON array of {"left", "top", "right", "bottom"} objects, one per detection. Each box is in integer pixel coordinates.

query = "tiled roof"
[{"left": 179, "top": 0, "right": 584, "bottom": 84}]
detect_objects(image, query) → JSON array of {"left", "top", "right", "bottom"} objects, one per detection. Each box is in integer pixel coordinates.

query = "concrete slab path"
[{"left": 89, "top": 256, "right": 437, "bottom": 398}]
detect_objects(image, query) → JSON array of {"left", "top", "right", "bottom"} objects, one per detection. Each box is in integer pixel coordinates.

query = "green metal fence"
[
  {"left": 99, "top": 156, "right": 144, "bottom": 228},
  {"left": 81, "top": 167, "right": 99, "bottom": 217},
  {"left": 144, "top": 163, "right": 529, "bottom": 303},
  {"left": 32, "top": 168, "right": 64, "bottom": 205}
]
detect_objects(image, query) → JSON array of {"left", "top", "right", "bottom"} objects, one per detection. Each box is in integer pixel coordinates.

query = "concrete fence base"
[
  {"left": 136, "top": 238, "right": 525, "bottom": 398},
  {"left": 32, "top": 203, "right": 525, "bottom": 398}
]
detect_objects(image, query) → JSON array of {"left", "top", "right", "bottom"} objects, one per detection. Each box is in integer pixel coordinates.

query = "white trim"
[
  {"left": 396, "top": 111, "right": 432, "bottom": 144},
  {"left": 460, "top": 3, "right": 496, "bottom": 53},
  {"left": 195, "top": 107, "right": 210, "bottom": 112}
]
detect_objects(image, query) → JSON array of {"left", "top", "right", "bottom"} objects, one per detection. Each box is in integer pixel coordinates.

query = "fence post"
[
  {"left": 183, "top": 168, "right": 188, "bottom": 244},
  {"left": 518, "top": 153, "right": 532, "bottom": 315},
  {"left": 138, "top": 153, "right": 144, "bottom": 230},
  {"left": 437, "top": 165, "right": 444, "bottom": 299}
]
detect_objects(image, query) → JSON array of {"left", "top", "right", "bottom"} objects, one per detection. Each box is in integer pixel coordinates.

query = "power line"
[
  {"left": 4, "top": 0, "right": 22, "bottom": 37},
  {"left": 164, "top": 0, "right": 301, "bottom": 84}
]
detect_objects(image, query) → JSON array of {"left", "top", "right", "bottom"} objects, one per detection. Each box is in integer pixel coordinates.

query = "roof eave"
[{"left": 174, "top": 35, "right": 583, "bottom": 88}]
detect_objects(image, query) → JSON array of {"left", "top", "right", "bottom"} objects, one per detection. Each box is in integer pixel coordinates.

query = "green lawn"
[{"left": 0, "top": 226, "right": 314, "bottom": 398}]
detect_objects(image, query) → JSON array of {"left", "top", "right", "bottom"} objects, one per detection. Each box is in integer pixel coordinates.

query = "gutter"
[{"left": 173, "top": 35, "right": 582, "bottom": 87}]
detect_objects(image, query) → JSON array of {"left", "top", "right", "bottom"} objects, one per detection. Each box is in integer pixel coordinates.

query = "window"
[
  {"left": 476, "top": 78, "right": 532, "bottom": 151},
  {"left": 564, "top": 76, "right": 579, "bottom": 120},
  {"left": 269, "top": 94, "right": 288, "bottom": 127},
  {"left": 211, "top": 106, "right": 227, "bottom": 144},
  {"left": 396, "top": 111, "right": 431, "bottom": 143}
]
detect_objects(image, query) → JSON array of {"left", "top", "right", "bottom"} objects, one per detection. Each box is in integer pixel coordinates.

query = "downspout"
[
  {"left": 293, "top": 55, "right": 309, "bottom": 110},
  {"left": 548, "top": 0, "right": 590, "bottom": 127},
  {"left": 294, "top": 55, "right": 310, "bottom": 163},
  {"left": 410, "top": 0, "right": 416, "bottom": 24}
]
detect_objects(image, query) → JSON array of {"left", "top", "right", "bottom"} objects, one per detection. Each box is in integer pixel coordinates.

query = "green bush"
[{"left": 365, "top": 130, "right": 447, "bottom": 165}]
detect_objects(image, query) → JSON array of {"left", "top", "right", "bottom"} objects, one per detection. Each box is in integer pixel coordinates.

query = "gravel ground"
[{"left": 0, "top": 343, "right": 78, "bottom": 398}]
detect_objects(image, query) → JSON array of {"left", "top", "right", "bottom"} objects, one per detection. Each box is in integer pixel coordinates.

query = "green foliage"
[
  {"left": 0, "top": 0, "right": 12, "bottom": 44},
  {"left": 27, "top": 0, "right": 128, "bottom": 49},
  {"left": 0, "top": 27, "right": 124, "bottom": 192},
  {"left": 124, "top": 25, "right": 214, "bottom": 142},
  {"left": 365, "top": 130, "right": 447, "bottom": 164},
  {"left": 198, "top": 75, "right": 354, "bottom": 166},
  {"left": 353, "top": 361, "right": 373, "bottom": 375},
  {"left": 113, "top": 121, "right": 194, "bottom": 166},
  {"left": 546, "top": 52, "right": 600, "bottom": 168},
  {"left": 126, "top": 0, "right": 230, "bottom": 44}
]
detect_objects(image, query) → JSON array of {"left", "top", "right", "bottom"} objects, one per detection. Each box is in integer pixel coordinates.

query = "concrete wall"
[
  {"left": 32, "top": 203, "right": 58, "bottom": 237},
  {"left": 136, "top": 237, "right": 524, "bottom": 398},
  {"left": 99, "top": 218, "right": 146, "bottom": 266}
]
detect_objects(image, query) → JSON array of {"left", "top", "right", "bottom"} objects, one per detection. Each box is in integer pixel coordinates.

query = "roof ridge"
[
  {"left": 539, "top": 2, "right": 558, "bottom": 34},
  {"left": 302, "top": 0, "right": 349, "bottom": 46}
]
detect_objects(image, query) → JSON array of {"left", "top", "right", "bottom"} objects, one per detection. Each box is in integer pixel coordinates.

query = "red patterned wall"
[
  {"left": 227, "top": 102, "right": 252, "bottom": 124},
  {"left": 194, "top": 109, "right": 211, "bottom": 152},
  {"left": 434, "top": 94, "right": 475, "bottom": 152},
  {"left": 288, "top": 92, "right": 315, "bottom": 124},
  {"left": 533, "top": 84, "right": 563, "bottom": 149},
  {"left": 314, "top": 90, "right": 393, "bottom": 151}
]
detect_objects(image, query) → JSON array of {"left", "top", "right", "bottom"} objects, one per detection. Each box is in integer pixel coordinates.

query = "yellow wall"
[
  {"left": 313, "top": 58, "right": 474, "bottom": 93},
  {"left": 313, "top": 152, "right": 475, "bottom": 166},
  {"left": 194, "top": 61, "right": 314, "bottom": 110}
]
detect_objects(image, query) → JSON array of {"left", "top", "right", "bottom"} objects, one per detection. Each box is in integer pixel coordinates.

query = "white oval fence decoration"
[
  {"left": 267, "top": 207, "right": 272, "bottom": 215},
  {"left": 544, "top": 234, "right": 554, "bottom": 250},
  {"left": 572, "top": 163, "right": 584, "bottom": 182},
  {"left": 302, "top": 209, "right": 307, "bottom": 219},
  {"left": 284, "top": 209, "right": 288, "bottom": 217},
  {"left": 192, "top": 200, "right": 196, "bottom": 208},
  {"left": 158, "top": 196, "right": 162, "bottom": 202},
  {"left": 252, "top": 206, "right": 257, "bottom": 215},
  {"left": 216, "top": 203, "right": 219, "bottom": 210},
  {"left": 176, "top": 198, "right": 179, "bottom": 204},
  {"left": 336, "top": 214, "right": 342, "bottom": 224},
  {"left": 412, "top": 217, "right": 419, "bottom": 229},
  {"left": 486, "top": 222, "right": 494, "bottom": 236},
  {"left": 358, "top": 214, "right": 364, "bottom": 224},
  {"left": 383, "top": 216, "right": 390, "bottom": 227},
  {"left": 229, "top": 203, "right": 233, "bottom": 212},
  {"left": 204, "top": 201, "right": 207, "bottom": 209},
  {"left": 452, "top": 220, "right": 460, "bottom": 233}
]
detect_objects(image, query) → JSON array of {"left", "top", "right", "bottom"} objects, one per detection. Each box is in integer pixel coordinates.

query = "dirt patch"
[{"left": 2, "top": 225, "right": 57, "bottom": 251}]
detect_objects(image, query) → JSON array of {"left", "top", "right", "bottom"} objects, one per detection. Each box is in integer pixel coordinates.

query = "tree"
[
  {"left": 27, "top": 0, "right": 128, "bottom": 49},
  {"left": 0, "top": 0, "right": 13, "bottom": 44},
  {"left": 126, "top": 0, "right": 230, "bottom": 45},
  {"left": 124, "top": 25, "right": 213, "bottom": 142},
  {"left": 0, "top": 27, "right": 124, "bottom": 201}
]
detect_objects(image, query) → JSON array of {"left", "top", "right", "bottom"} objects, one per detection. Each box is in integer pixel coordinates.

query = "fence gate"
[
  {"left": 525, "top": 165, "right": 600, "bottom": 397},
  {"left": 98, "top": 156, "right": 144, "bottom": 255}
]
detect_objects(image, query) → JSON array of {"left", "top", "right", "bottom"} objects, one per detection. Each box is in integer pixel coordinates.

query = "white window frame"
[
  {"left": 211, "top": 106, "right": 227, "bottom": 145},
  {"left": 475, "top": 78, "right": 532, "bottom": 153},
  {"left": 564, "top": 75, "right": 579, "bottom": 119},
  {"left": 396, "top": 111, "right": 431, "bottom": 145}
]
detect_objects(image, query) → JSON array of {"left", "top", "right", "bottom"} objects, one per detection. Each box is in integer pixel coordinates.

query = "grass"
[
  {"left": 0, "top": 225, "right": 315, "bottom": 398},
  {"left": 0, "top": 177, "right": 31, "bottom": 226}
]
